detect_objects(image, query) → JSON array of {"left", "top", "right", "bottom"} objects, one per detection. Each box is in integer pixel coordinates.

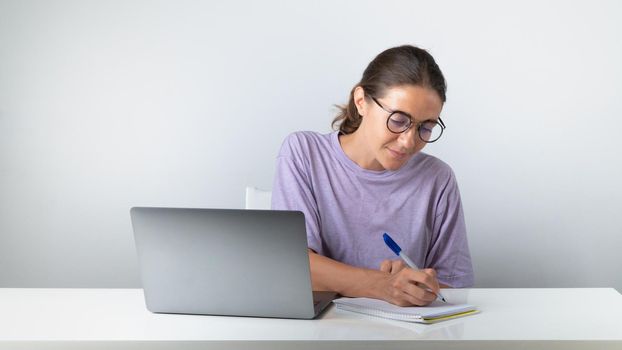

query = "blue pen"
[{"left": 383, "top": 232, "right": 448, "bottom": 303}]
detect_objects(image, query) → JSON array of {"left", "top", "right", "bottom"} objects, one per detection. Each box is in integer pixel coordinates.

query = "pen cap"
[{"left": 382, "top": 233, "right": 402, "bottom": 256}]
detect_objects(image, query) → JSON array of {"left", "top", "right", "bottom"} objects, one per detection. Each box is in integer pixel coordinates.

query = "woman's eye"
[{"left": 389, "top": 114, "right": 409, "bottom": 126}]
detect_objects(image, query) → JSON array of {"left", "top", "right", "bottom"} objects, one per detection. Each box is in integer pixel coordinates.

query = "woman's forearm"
[{"left": 308, "top": 250, "right": 387, "bottom": 299}]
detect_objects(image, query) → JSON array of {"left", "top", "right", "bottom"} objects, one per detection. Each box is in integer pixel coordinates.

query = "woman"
[{"left": 271, "top": 45, "right": 474, "bottom": 307}]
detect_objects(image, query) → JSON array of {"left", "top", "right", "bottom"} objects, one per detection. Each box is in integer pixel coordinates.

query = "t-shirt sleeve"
[
  {"left": 426, "top": 169, "right": 474, "bottom": 287},
  {"left": 271, "top": 134, "right": 323, "bottom": 254}
]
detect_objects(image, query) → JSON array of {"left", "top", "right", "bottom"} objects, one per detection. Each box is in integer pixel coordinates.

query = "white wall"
[{"left": 1, "top": 0, "right": 620, "bottom": 290}]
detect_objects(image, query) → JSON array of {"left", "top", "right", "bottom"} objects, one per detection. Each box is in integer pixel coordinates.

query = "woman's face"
[{"left": 353, "top": 84, "right": 444, "bottom": 171}]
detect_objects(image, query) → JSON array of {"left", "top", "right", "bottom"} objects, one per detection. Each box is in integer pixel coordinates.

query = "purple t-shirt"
[{"left": 271, "top": 131, "right": 474, "bottom": 287}]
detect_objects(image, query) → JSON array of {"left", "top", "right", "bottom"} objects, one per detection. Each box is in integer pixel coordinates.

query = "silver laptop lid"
[{"left": 130, "top": 207, "right": 318, "bottom": 319}]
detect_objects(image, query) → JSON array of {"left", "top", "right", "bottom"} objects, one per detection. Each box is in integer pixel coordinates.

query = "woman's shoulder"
[
  {"left": 278, "top": 130, "right": 334, "bottom": 156},
  {"left": 410, "top": 152, "right": 456, "bottom": 182}
]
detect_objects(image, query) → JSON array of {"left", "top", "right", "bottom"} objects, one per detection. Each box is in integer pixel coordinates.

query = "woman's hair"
[{"left": 332, "top": 45, "right": 447, "bottom": 134}]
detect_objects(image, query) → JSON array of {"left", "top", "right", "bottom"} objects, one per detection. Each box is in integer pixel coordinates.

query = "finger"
[
  {"left": 391, "top": 270, "right": 437, "bottom": 305},
  {"left": 421, "top": 268, "right": 441, "bottom": 293},
  {"left": 387, "top": 289, "right": 428, "bottom": 307},
  {"left": 379, "top": 260, "right": 392, "bottom": 273},
  {"left": 399, "top": 289, "right": 432, "bottom": 306},
  {"left": 390, "top": 260, "right": 406, "bottom": 274},
  {"left": 409, "top": 269, "right": 440, "bottom": 294},
  {"left": 423, "top": 268, "right": 437, "bottom": 278},
  {"left": 405, "top": 282, "right": 438, "bottom": 303},
  {"left": 400, "top": 268, "right": 440, "bottom": 296}
]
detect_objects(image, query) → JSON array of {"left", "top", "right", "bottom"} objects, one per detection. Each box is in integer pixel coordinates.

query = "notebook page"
[{"left": 333, "top": 297, "right": 477, "bottom": 319}]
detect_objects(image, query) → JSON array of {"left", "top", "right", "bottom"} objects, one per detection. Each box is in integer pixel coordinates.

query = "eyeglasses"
[{"left": 371, "top": 96, "right": 446, "bottom": 143}]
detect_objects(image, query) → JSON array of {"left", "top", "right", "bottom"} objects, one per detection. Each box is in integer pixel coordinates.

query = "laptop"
[{"left": 130, "top": 207, "right": 336, "bottom": 319}]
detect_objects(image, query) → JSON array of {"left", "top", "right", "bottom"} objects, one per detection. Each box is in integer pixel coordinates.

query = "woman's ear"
[{"left": 353, "top": 86, "right": 367, "bottom": 117}]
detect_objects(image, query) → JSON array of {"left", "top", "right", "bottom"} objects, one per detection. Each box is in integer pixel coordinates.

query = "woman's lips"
[{"left": 388, "top": 148, "right": 407, "bottom": 159}]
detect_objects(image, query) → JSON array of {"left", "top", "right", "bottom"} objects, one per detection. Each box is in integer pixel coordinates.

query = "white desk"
[{"left": 1, "top": 288, "right": 620, "bottom": 349}]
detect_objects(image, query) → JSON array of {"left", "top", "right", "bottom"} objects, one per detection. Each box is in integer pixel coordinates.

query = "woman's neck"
[{"left": 338, "top": 132, "right": 384, "bottom": 171}]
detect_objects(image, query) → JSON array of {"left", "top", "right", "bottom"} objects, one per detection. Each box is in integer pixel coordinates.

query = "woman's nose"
[{"left": 397, "top": 127, "right": 417, "bottom": 150}]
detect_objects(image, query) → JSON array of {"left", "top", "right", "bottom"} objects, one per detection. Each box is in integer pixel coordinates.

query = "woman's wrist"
[{"left": 354, "top": 269, "right": 390, "bottom": 300}]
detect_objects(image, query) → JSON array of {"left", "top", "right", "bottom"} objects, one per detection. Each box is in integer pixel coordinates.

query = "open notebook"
[{"left": 333, "top": 297, "right": 479, "bottom": 324}]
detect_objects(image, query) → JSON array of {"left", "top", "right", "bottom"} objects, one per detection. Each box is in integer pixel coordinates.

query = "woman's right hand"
[
  {"left": 376, "top": 264, "right": 441, "bottom": 306},
  {"left": 379, "top": 259, "right": 408, "bottom": 274},
  {"left": 306, "top": 251, "right": 441, "bottom": 306}
]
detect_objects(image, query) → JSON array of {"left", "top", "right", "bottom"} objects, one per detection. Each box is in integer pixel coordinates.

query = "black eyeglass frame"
[{"left": 370, "top": 96, "right": 446, "bottom": 143}]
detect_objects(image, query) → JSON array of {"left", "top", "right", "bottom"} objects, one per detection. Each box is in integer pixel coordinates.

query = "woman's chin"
[{"left": 381, "top": 159, "right": 407, "bottom": 171}]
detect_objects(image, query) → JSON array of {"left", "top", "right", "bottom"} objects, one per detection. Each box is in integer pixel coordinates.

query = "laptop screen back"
[{"left": 131, "top": 207, "right": 317, "bottom": 319}]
